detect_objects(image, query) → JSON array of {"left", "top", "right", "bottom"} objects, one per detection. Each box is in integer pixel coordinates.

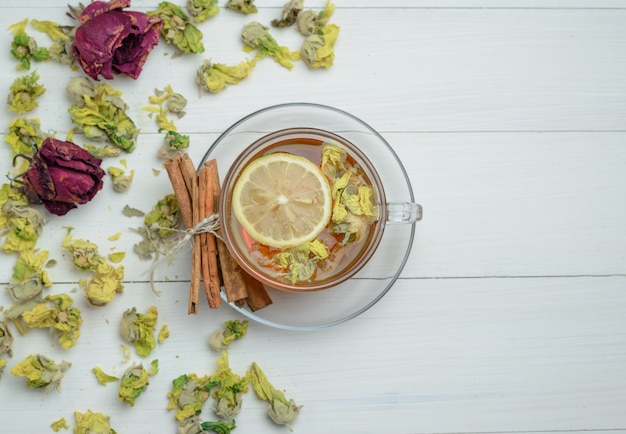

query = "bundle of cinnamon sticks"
[{"left": 164, "top": 153, "right": 272, "bottom": 314}]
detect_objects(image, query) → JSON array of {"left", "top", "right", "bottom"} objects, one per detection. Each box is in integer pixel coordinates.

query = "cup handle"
[{"left": 386, "top": 202, "right": 423, "bottom": 224}]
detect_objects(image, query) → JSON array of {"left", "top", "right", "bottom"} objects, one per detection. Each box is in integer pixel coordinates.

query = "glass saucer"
[{"left": 199, "top": 103, "right": 417, "bottom": 330}]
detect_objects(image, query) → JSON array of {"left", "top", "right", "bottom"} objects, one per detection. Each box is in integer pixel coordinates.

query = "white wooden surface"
[{"left": 1, "top": 1, "right": 625, "bottom": 433}]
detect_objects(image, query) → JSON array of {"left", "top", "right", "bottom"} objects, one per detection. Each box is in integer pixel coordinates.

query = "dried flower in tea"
[
  {"left": 301, "top": 24, "right": 340, "bottom": 69},
  {"left": 93, "top": 366, "right": 119, "bottom": 385},
  {"left": 241, "top": 22, "right": 298, "bottom": 70},
  {"left": 148, "top": 2, "right": 205, "bottom": 54},
  {"left": 66, "top": 78, "right": 138, "bottom": 152},
  {"left": 297, "top": 1, "right": 335, "bottom": 36},
  {"left": 22, "top": 138, "right": 105, "bottom": 216},
  {"left": 21, "top": 293, "right": 83, "bottom": 349},
  {"left": 250, "top": 362, "right": 302, "bottom": 431},
  {"left": 209, "top": 319, "right": 248, "bottom": 351},
  {"left": 71, "top": 0, "right": 162, "bottom": 80},
  {"left": 10, "top": 354, "right": 71, "bottom": 393},
  {"left": 272, "top": 0, "right": 303, "bottom": 28},
  {"left": 195, "top": 58, "right": 257, "bottom": 94},
  {"left": 187, "top": 0, "right": 220, "bottom": 22},
  {"left": 271, "top": 239, "right": 329, "bottom": 284},
  {"left": 120, "top": 306, "right": 158, "bottom": 357},
  {"left": 226, "top": 0, "right": 258, "bottom": 14},
  {"left": 7, "top": 71, "right": 47, "bottom": 114},
  {"left": 74, "top": 410, "right": 116, "bottom": 434},
  {"left": 8, "top": 19, "right": 49, "bottom": 70},
  {"left": 118, "top": 362, "right": 151, "bottom": 406},
  {"left": 167, "top": 373, "right": 217, "bottom": 421},
  {"left": 209, "top": 351, "right": 250, "bottom": 419}
]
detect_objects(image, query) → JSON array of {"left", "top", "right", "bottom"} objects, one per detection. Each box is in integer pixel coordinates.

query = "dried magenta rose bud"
[
  {"left": 71, "top": 0, "right": 162, "bottom": 80},
  {"left": 23, "top": 138, "right": 105, "bottom": 216}
]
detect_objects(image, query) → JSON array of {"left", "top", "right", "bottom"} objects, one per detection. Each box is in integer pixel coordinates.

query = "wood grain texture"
[{"left": 0, "top": 1, "right": 624, "bottom": 433}]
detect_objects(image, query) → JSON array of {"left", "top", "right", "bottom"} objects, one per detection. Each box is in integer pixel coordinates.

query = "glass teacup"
[{"left": 220, "top": 127, "right": 421, "bottom": 292}]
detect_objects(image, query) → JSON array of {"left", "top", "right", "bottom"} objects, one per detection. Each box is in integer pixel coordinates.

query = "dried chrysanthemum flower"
[
  {"left": 74, "top": 410, "right": 116, "bottom": 434},
  {"left": 167, "top": 373, "right": 217, "bottom": 421},
  {"left": 148, "top": 2, "right": 204, "bottom": 54},
  {"left": 250, "top": 362, "right": 302, "bottom": 431},
  {"left": 209, "top": 351, "right": 250, "bottom": 419},
  {"left": 226, "top": 0, "right": 258, "bottom": 14},
  {"left": 144, "top": 193, "right": 181, "bottom": 239},
  {"left": 301, "top": 23, "right": 340, "bottom": 69},
  {"left": 195, "top": 58, "right": 257, "bottom": 94},
  {"left": 272, "top": 239, "right": 329, "bottom": 284},
  {"left": 66, "top": 77, "right": 138, "bottom": 153},
  {"left": 62, "top": 234, "right": 105, "bottom": 271},
  {"left": 297, "top": 1, "right": 335, "bottom": 36},
  {"left": 108, "top": 166, "right": 135, "bottom": 193},
  {"left": 187, "top": 0, "right": 220, "bottom": 22},
  {"left": 0, "top": 321, "right": 14, "bottom": 357},
  {"left": 272, "top": 0, "right": 303, "bottom": 28},
  {"left": 8, "top": 19, "right": 49, "bottom": 70},
  {"left": 21, "top": 293, "right": 83, "bottom": 349},
  {"left": 0, "top": 183, "right": 45, "bottom": 254},
  {"left": 241, "top": 22, "right": 298, "bottom": 70},
  {"left": 157, "top": 131, "right": 190, "bottom": 160},
  {"left": 120, "top": 306, "right": 159, "bottom": 357},
  {"left": 5, "top": 117, "right": 46, "bottom": 159},
  {"left": 10, "top": 354, "right": 71, "bottom": 393},
  {"left": 209, "top": 319, "right": 248, "bottom": 351},
  {"left": 118, "top": 363, "right": 151, "bottom": 406},
  {"left": 3, "top": 250, "right": 51, "bottom": 326},
  {"left": 7, "top": 71, "right": 47, "bottom": 115}
]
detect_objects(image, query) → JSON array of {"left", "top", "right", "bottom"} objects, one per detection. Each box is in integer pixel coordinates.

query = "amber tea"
[{"left": 220, "top": 128, "right": 387, "bottom": 292}]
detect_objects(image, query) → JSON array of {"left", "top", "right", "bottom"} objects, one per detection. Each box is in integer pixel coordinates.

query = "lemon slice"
[{"left": 232, "top": 152, "right": 332, "bottom": 249}]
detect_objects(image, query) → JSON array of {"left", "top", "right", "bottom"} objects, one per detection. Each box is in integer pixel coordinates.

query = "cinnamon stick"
[
  {"left": 199, "top": 161, "right": 221, "bottom": 308},
  {"left": 178, "top": 154, "right": 202, "bottom": 315},
  {"left": 242, "top": 271, "right": 273, "bottom": 312},
  {"left": 164, "top": 157, "right": 192, "bottom": 229}
]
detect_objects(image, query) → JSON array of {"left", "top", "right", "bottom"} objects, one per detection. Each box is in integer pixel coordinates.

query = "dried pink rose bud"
[
  {"left": 71, "top": 0, "right": 162, "bottom": 80},
  {"left": 23, "top": 138, "right": 105, "bottom": 216}
]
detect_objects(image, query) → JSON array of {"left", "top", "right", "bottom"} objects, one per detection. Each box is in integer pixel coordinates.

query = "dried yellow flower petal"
[
  {"left": 93, "top": 366, "right": 119, "bottom": 385},
  {"left": 195, "top": 58, "right": 257, "bottom": 94},
  {"left": 118, "top": 363, "right": 150, "bottom": 407},
  {"left": 250, "top": 362, "right": 302, "bottom": 430},
  {"left": 50, "top": 417, "right": 69, "bottom": 432},
  {"left": 10, "top": 354, "right": 71, "bottom": 393},
  {"left": 74, "top": 410, "right": 115, "bottom": 434},
  {"left": 120, "top": 306, "right": 158, "bottom": 357}
]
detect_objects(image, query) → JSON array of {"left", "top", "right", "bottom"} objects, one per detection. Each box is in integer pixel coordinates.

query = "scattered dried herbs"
[
  {"left": 209, "top": 319, "right": 248, "bottom": 351},
  {"left": 187, "top": 0, "right": 220, "bottom": 22},
  {"left": 301, "top": 23, "right": 340, "bottom": 69},
  {"left": 10, "top": 353, "right": 71, "bottom": 393},
  {"left": 74, "top": 409, "right": 116, "bottom": 434},
  {"left": 118, "top": 361, "right": 156, "bottom": 406},
  {"left": 50, "top": 417, "right": 69, "bottom": 432},
  {"left": 120, "top": 306, "right": 159, "bottom": 357},
  {"left": 22, "top": 293, "right": 83, "bottom": 349},
  {"left": 250, "top": 362, "right": 302, "bottom": 431},
  {"left": 209, "top": 351, "right": 250, "bottom": 419},
  {"left": 226, "top": 0, "right": 257, "bottom": 14},
  {"left": 8, "top": 19, "right": 49, "bottom": 70},
  {"left": 7, "top": 71, "right": 47, "bottom": 114},
  {"left": 272, "top": 0, "right": 303, "bottom": 28},
  {"left": 93, "top": 366, "right": 119, "bottom": 385},
  {"left": 108, "top": 166, "right": 135, "bottom": 193},
  {"left": 149, "top": 2, "right": 205, "bottom": 54},
  {"left": 241, "top": 22, "right": 298, "bottom": 70},
  {"left": 195, "top": 58, "right": 257, "bottom": 94},
  {"left": 167, "top": 373, "right": 217, "bottom": 421},
  {"left": 5, "top": 117, "right": 46, "bottom": 159}
]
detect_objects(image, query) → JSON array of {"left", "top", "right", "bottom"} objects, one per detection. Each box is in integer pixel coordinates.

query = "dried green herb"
[
  {"left": 209, "top": 319, "right": 248, "bottom": 351},
  {"left": 4, "top": 250, "right": 51, "bottom": 324},
  {"left": 241, "top": 22, "right": 298, "bottom": 70},
  {"left": 301, "top": 24, "right": 340, "bottom": 69},
  {"left": 10, "top": 354, "right": 71, "bottom": 393},
  {"left": 0, "top": 321, "right": 14, "bottom": 357},
  {"left": 74, "top": 410, "right": 116, "bottom": 434},
  {"left": 250, "top": 362, "right": 302, "bottom": 430},
  {"left": 22, "top": 293, "right": 83, "bottom": 349},
  {"left": 50, "top": 417, "right": 69, "bottom": 432},
  {"left": 158, "top": 130, "right": 190, "bottom": 160},
  {"left": 272, "top": 0, "right": 303, "bottom": 28},
  {"left": 66, "top": 77, "right": 138, "bottom": 152},
  {"left": 158, "top": 324, "right": 170, "bottom": 344},
  {"left": 0, "top": 183, "right": 45, "bottom": 254},
  {"left": 209, "top": 351, "right": 250, "bottom": 419},
  {"left": 145, "top": 85, "right": 188, "bottom": 132},
  {"left": 167, "top": 373, "right": 218, "bottom": 421},
  {"left": 297, "top": 1, "right": 335, "bottom": 36},
  {"left": 93, "top": 366, "right": 119, "bottom": 385},
  {"left": 149, "top": 2, "right": 204, "bottom": 54},
  {"left": 187, "top": 0, "right": 220, "bottom": 22},
  {"left": 7, "top": 71, "right": 47, "bottom": 114},
  {"left": 120, "top": 306, "right": 159, "bottom": 357},
  {"left": 118, "top": 363, "right": 151, "bottom": 407},
  {"left": 8, "top": 19, "right": 49, "bottom": 70},
  {"left": 108, "top": 166, "right": 135, "bottom": 193},
  {"left": 200, "top": 420, "right": 237, "bottom": 434},
  {"left": 144, "top": 193, "right": 182, "bottom": 239},
  {"left": 5, "top": 117, "right": 46, "bottom": 158},
  {"left": 195, "top": 58, "right": 257, "bottom": 94},
  {"left": 84, "top": 144, "right": 122, "bottom": 159},
  {"left": 123, "top": 205, "right": 145, "bottom": 218},
  {"left": 226, "top": 0, "right": 257, "bottom": 14}
]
